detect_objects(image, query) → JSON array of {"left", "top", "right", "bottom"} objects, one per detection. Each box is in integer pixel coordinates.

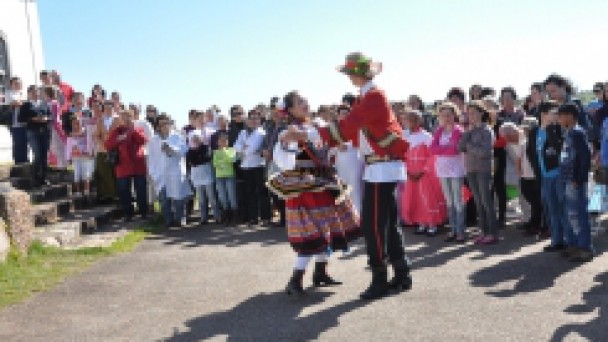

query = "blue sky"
[{"left": 38, "top": 0, "right": 606, "bottom": 126}]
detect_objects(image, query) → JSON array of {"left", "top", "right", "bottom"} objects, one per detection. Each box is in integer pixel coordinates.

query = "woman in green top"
[{"left": 213, "top": 133, "right": 238, "bottom": 224}]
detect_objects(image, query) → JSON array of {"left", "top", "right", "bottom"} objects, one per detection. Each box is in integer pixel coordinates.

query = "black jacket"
[
  {"left": 186, "top": 144, "right": 212, "bottom": 167},
  {"left": 228, "top": 121, "right": 244, "bottom": 147},
  {"left": 527, "top": 123, "right": 563, "bottom": 178},
  {"left": 18, "top": 101, "right": 51, "bottom": 130}
]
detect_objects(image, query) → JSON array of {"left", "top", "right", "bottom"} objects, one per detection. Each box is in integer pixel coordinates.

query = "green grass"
[{"left": 0, "top": 225, "right": 157, "bottom": 309}]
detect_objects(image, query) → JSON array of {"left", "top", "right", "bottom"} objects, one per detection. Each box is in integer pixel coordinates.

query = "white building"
[{"left": 0, "top": 0, "right": 45, "bottom": 163}]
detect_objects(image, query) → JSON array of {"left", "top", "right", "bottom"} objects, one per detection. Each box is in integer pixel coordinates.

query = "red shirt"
[{"left": 104, "top": 126, "right": 148, "bottom": 178}]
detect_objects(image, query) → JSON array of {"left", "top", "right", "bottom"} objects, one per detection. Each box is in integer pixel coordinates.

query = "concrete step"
[
  {"left": 0, "top": 164, "right": 10, "bottom": 181},
  {"left": 32, "top": 193, "right": 101, "bottom": 226},
  {"left": 29, "top": 183, "right": 72, "bottom": 203},
  {"left": 32, "top": 205, "right": 123, "bottom": 246}
]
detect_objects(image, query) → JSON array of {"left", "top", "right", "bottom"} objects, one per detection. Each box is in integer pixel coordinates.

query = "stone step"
[
  {"left": 0, "top": 164, "right": 10, "bottom": 182},
  {"left": 32, "top": 194, "right": 101, "bottom": 226},
  {"left": 29, "top": 184, "right": 72, "bottom": 203},
  {"left": 32, "top": 205, "right": 123, "bottom": 246}
]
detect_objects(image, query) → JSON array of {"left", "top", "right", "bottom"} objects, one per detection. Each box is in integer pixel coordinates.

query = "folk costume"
[
  {"left": 400, "top": 128, "right": 447, "bottom": 231},
  {"left": 267, "top": 115, "right": 360, "bottom": 296},
  {"left": 319, "top": 52, "right": 412, "bottom": 300}
]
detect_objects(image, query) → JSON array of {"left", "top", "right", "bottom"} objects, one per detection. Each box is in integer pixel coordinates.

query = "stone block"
[
  {"left": 0, "top": 218, "right": 9, "bottom": 262},
  {"left": 0, "top": 183, "right": 34, "bottom": 254}
]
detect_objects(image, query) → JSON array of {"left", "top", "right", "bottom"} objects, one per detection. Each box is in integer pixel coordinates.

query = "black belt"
[{"left": 364, "top": 154, "right": 400, "bottom": 165}]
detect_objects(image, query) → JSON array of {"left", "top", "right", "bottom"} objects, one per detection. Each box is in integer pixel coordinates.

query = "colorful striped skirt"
[{"left": 285, "top": 190, "right": 361, "bottom": 255}]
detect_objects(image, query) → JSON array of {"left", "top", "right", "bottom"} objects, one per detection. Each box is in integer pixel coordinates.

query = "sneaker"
[
  {"left": 426, "top": 227, "right": 438, "bottom": 237},
  {"left": 414, "top": 226, "right": 426, "bottom": 235},
  {"left": 543, "top": 244, "right": 566, "bottom": 252},
  {"left": 569, "top": 249, "right": 593, "bottom": 263},
  {"left": 478, "top": 236, "right": 498, "bottom": 245},
  {"left": 473, "top": 235, "right": 486, "bottom": 244}
]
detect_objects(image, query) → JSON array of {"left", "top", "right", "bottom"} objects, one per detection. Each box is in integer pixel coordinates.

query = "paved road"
[{"left": 1, "top": 222, "right": 607, "bottom": 341}]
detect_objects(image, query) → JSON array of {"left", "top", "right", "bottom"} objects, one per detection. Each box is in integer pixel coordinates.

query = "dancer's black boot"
[
  {"left": 360, "top": 265, "right": 389, "bottom": 300},
  {"left": 389, "top": 258, "right": 412, "bottom": 292},
  {"left": 286, "top": 269, "right": 305, "bottom": 296},
  {"left": 312, "top": 262, "right": 342, "bottom": 286}
]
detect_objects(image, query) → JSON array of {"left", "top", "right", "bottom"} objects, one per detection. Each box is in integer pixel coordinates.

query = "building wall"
[{"left": 0, "top": 0, "right": 45, "bottom": 163}]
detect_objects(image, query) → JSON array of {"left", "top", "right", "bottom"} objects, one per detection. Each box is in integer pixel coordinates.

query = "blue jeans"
[
  {"left": 216, "top": 177, "right": 237, "bottom": 211},
  {"left": 467, "top": 172, "right": 498, "bottom": 236},
  {"left": 440, "top": 177, "right": 465, "bottom": 235},
  {"left": 197, "top": 183, "right": 218, "bottom": 221},
  {"left": 159, "top": 187, "right": 185, "bottom": 224},
  {"left": 10, "top": 126, "right": 29, "bottom": 163},
  {"left": 541, "top": 175, "right": 572, "bottom": 246},
  {"left": 565, "top": 182, "right": 593, "bottom": 252},
  {"left": 117, "top": 175, "right": 148, "bottom": 218},
  {"left": 26, "top": 127, "right": 50, "bottom": 185}
]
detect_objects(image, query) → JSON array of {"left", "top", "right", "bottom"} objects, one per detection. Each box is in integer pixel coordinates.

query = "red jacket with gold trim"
[{"left": 319, "top": 88, "right": 408, "bottom": 160}]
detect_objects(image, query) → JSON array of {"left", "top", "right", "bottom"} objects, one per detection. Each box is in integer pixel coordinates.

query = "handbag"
[{"left": 107, "top": 148, "right": 119, "bottom": 167}]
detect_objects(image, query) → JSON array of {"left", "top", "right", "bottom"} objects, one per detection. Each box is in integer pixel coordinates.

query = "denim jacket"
[
  {"left": 559, "top": 126, "right": 591, "bottom": 185},
  {"left": 601, "top": 118, "right": 608, "bottom": 167}
]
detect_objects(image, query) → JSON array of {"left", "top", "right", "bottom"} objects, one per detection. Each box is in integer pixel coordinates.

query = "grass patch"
[{"left": 0, "top": 224, "right": 157, "bottom": 309}]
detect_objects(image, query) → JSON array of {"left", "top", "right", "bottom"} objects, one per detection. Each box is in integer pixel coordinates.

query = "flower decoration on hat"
[{"left": 338, "top": 52, "right": 382, "bottom": 78}]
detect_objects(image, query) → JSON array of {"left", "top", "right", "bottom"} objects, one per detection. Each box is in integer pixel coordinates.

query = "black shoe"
[
  {"left": 543, "top": 244, "right": 566, "bottom": 252},
  {"left": 426, "top": 227, "right": 438, "bottom": 237},
  {"left": 389, "top": 259, "right": 412, "bottom": 293},
  {"left": 286, "top": 269, "right": 305, "bottom": 296},
  {"left": 312, "top": 262, "right": 342, "bottom": 286},
  {"left": 414, "top": 226, "right": 426, "bottom": 235},
  {"left": 360, "top": 266, "right": 389, "bottom": 300}
]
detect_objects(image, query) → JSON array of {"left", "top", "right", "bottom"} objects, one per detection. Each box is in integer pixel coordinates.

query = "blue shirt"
[
  {"left": 601, "top": 118, "right": 608, "bottom": 167},
  {"left": 586, "top": 99, "right": 604, "bottom": 112},
  {"left": 536, "top": 128, "right": 559, "bottom": 178}
]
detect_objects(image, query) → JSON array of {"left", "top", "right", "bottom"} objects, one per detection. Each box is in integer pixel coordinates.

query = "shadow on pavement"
[
  {"left": 469, "top": 233, "right": 608, "bottom": 298},
  {"left": 146, "top": 223, "right": 285, "bottom": 248},
  {"left": 164, "top": 290, "right": 368, "bottom": 341},
  {"left": 550, "top": 270, "right": 608, "bottom": 341}
]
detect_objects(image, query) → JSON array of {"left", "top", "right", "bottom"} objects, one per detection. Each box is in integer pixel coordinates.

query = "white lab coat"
[{"left": 148, "top": 132, "right": 192, "bottom": 200}]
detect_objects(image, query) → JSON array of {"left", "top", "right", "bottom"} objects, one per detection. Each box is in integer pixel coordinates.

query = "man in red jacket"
[
  {"left": 320, "top": 52, "right": 412, "bottom": 300},
  {"left": 105, "top": 109, "right": 149, "bottom": 221}
]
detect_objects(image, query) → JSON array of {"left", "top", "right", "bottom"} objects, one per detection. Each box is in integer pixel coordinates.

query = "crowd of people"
[{"left": 2, "top": 55, "right": 608, "bottom": 299}]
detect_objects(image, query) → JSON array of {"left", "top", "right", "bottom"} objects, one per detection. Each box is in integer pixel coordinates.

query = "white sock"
[
  {"left": 294, "top": 255, "right": 312, "bottom": 270},
  {"left": 314, "top": 253, "right": 329, "bottom": 263}
]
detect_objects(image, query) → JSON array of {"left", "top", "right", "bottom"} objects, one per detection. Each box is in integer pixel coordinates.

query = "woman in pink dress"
[{"left": 400, "top": 111, "right": 446, "bottom": 236}]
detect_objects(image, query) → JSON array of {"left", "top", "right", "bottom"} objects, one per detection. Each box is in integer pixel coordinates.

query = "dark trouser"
[
  {"left": 94, "top": 152, "right": 118, "bottom": 200},
  {"left": 10, "top": 126, "right": 29, "bottom": 163},
  {"left": 26, "top": 127, "right": 50, "bottom": 185},
  {"left": 242, "top": 166, "right": 268, "bottom": 222},
  {"left": 493, "top": 170, "right": 507, "bottom": 223},
  {"left": 361, "top": 181, "right": 405, "bottom": 267},
  {"left": 520, "top": 178, "right": 544, "bottom": 230},
  {"left": 117, "top": 175, "right": 148, "bottom": 218},
  {"left": 468, "top": 172, "right": 498, "bottom": 236}
]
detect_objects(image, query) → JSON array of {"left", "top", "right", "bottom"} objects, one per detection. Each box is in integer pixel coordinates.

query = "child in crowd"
[
  {"left": 213, "top": 133, "right": 238, "bottom": 224},
  {"left": 458, "top": 100, "right": 498, "bottom": 245},
  {"left": 187, "top": 129, "right": 219, "bottom": 225},
  {"left": 401, "top": 111, "right": 446, "bottom": 236},
  {"left": 66, "top": 116, "right": 94, "bottom": 195},
  {"left": 557, "top": 104, "right": 593, "bottom": 262}
]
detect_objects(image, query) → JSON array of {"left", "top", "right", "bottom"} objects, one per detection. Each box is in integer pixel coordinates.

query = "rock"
[
  {"left": 42, "top": 236, "right": 60, "bottom": 248},
  {"left": 0, "top": 188, "right": 34, "bottom": 254},
  {"left": 0, "top": 218, "right": 9, "bottom": 262}
]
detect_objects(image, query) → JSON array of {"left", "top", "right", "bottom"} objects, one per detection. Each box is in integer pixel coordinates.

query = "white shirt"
[
  {"left": 520, "top": 141, "right": 535, "bottom": 179},
  {"left": 103, "top": 115, "right": 117, "bottom": 131},
  {"left": 234, "top": 127, "right": 266, "bottom": 169},
  {"left": 6, "top": 90, "right": 25, "bottom": 127},
  {"left": 358, "top": 81, "right": 406, "bottom": 182},
  {"left": 134, "top": 119, "right": 154, "bottom": 155}
]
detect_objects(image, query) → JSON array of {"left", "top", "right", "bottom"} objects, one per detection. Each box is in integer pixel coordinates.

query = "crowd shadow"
[
  {"left": 550, "top": 270, "right": 608, "bottom": 341},
  {"left": 145, "top": 221, "right": 285, "bottom": 249},
  {"left": 469, "top": 233, "right": 608, "bottom": 298},
  {"left": 163, "top": 290, "right": 368, "bottom": 341}
]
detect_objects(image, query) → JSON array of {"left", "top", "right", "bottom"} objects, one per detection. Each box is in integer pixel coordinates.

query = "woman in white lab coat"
[{"left": 148, "top": 114, "right": 192, "bottom": 227}]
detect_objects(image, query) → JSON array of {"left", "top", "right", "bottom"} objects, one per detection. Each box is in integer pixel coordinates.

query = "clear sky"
[{"left": 38, "top": 0, "right": 606, "bottom": 126}]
